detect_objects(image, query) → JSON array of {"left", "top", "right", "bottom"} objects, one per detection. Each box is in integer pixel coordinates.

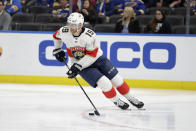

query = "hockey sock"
[
  {"left": 102, "top": 87, "right": 120, "bottom": 102},
  {"left": 117, "top": 81, "right": 136, "bottom": 101},
  {"left": 116, "top": 81, "right": 130, "bottom": 95},
  {"left": 97, "top": 76, "right": 119, "bottom": 102},
  {"left": 110, "top": 74, "right": 133, "bottom": 100}
]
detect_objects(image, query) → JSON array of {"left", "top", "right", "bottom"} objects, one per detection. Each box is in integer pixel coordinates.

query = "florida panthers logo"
[{"left": 70, "top": 47, "right": 86, "bottom": 60}]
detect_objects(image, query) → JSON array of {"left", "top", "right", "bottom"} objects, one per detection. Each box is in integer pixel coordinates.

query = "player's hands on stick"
[
  {"left": 53, "top": 48, "right": 67, "bottom": 62},
  {"left": 66, "top": 63, "right": 82, "bottom": 78}
]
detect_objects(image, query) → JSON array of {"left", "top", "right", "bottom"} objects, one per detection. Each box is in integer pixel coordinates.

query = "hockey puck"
[{"left": 89, "top": 113, "right": 95, "bottom": 116}]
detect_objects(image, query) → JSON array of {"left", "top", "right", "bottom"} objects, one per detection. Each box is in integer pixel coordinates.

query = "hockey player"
[{"left": 53, "top": 12, "right": 144, "bottom": 110}]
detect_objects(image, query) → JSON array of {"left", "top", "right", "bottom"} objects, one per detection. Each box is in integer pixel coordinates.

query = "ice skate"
[
  {"left": 128, "top": 96, "right": 144, "bottom": 109},
  {"left": 114, "top": 99, "right": 129, "bottom": 110}
]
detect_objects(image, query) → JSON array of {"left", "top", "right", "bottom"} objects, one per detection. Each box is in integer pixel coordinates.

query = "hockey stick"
[{"left": 64, "top": 60, "right": 100, "bottom": 116}]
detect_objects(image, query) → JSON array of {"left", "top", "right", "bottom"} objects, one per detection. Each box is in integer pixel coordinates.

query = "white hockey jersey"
[{"left": 53, "top": 26, "right": 103, "bottom": 69}]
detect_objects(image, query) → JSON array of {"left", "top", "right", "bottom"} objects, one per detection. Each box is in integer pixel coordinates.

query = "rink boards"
[{"left": 0, "top": 31, "right": 196, "bottom": 90}]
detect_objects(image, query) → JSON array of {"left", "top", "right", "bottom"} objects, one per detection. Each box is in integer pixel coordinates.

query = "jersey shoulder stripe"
[
  {"left": 53, "top": 30, "right": 61, "bottom": 40},
  {"left": 53, "top": 26, "right": 70, "bottom": 40}
]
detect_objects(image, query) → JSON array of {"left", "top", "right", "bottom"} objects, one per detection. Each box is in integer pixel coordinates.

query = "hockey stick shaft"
[{"left": 64, "top": 61, "right": 100, "bottom": 115}]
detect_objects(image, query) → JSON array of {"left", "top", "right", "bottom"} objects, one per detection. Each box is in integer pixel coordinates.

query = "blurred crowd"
[{"left": 0, "top": 0, "right": 196, "bottom": 33}]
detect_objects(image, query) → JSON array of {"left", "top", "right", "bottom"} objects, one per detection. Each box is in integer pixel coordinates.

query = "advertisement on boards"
[{"left": 0, "top": 32, "right": 196, "bottom": 83}]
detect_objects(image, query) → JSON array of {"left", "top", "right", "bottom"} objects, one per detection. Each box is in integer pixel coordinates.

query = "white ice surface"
[{"left": 0, "top": 83, "right": 196, "bottom": 131}]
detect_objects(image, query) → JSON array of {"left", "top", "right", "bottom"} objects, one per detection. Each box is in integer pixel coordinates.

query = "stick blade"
[{"left": 94, "top": 110, "right": 100, "bottom": 116}]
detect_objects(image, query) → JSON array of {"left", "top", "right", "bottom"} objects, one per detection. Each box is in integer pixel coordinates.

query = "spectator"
[
  {"left": 184, "top": 0, "right": 196, "bottom": 7},
  {"left": 37, "top": 0, "right": 54, "bottom": 12},
  {"left": 0, "top": 0, "right": 11, "bottom": 30},
  {"left": 105, "top": 0, "right": 115, "bottom": 16},
  {"left": 145, "top": 9, "right": 171, "bottom": 34},
  {"left": 193, "top": 3, "right": 196, "bottom": 15},
  {"left": 169, "top": 0, "right": 182, "bottom": 8},
  {"left": 190, "top": 0, "right": 196, "bottom": 15},
  {"left": 36, "top": 0, "right": 53, "bottom": 7},
  {"left": 21, "top": 0, "right": 36, "bottom": 13},
  {"left": 3, "top": 0, "right": 22, "bottom": 15},
  {"left": 96, "top": 0, "right": 115, "bottom": 16},
  {"left": 143, "top": 0, "right": 170, "bottom": 8},
  {"left": 115, "top": 7, "right": 140, "bottom": 33},
  {"left": 81, "top": 0, "right": 97, "bottom": 26},
  {"left": 96, "top": 0, "right": 104, "bottom": 16},
  {"left": 180, "top": 0, "right": 186, "bottom": 7},
  {"left": 124, "top": 0, "right": 146, "bottom": 15},
  {"left": 73, "top": 0, "right": 83, "bottom": 12},
  {"left": 142, "top": 0, "right": 155, "bottom": 8},
  {"left": 91, "top": 0, "right": 95, "bottom": 5},
  {"left": 21, "top": 0, "right": 26, "bottom": 12},
  {"left": 113, "top": 0, "right": 125, "bottom": 14},
  {"left": 73, "top": 0, "right": 97, "bottom": 12},
  {"left": 53, "top": 0, "right": 60, "bottom": 7},
  {"left": 52, "top": 0, "right": 69, "bottom": 23},
  {"left": 193, "top": 6, "right": 196, "bottom": 15},
  {"left": 155, "top": 0, "right": 164, "bottom": 7}
]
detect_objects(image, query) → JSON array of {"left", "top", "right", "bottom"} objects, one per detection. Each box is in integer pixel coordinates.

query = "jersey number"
[
  {"left": 62, "top": 27, "right": 69, "bottom": 33},
  {"left": 85, "top": 30, "right": 94, "bottom": 37}
]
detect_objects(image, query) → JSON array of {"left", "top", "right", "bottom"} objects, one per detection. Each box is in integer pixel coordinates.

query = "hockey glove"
[
  {"left": 53, "top": 48, "right": 67, "bottom": 62},
  {"left": 66, "top": 63, "right": 82, "bottom": 79}
]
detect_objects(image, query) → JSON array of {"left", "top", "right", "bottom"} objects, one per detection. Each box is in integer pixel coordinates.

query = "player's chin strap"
[{"left": 63, "top": 58, "right": 100, "bottom": 116}]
